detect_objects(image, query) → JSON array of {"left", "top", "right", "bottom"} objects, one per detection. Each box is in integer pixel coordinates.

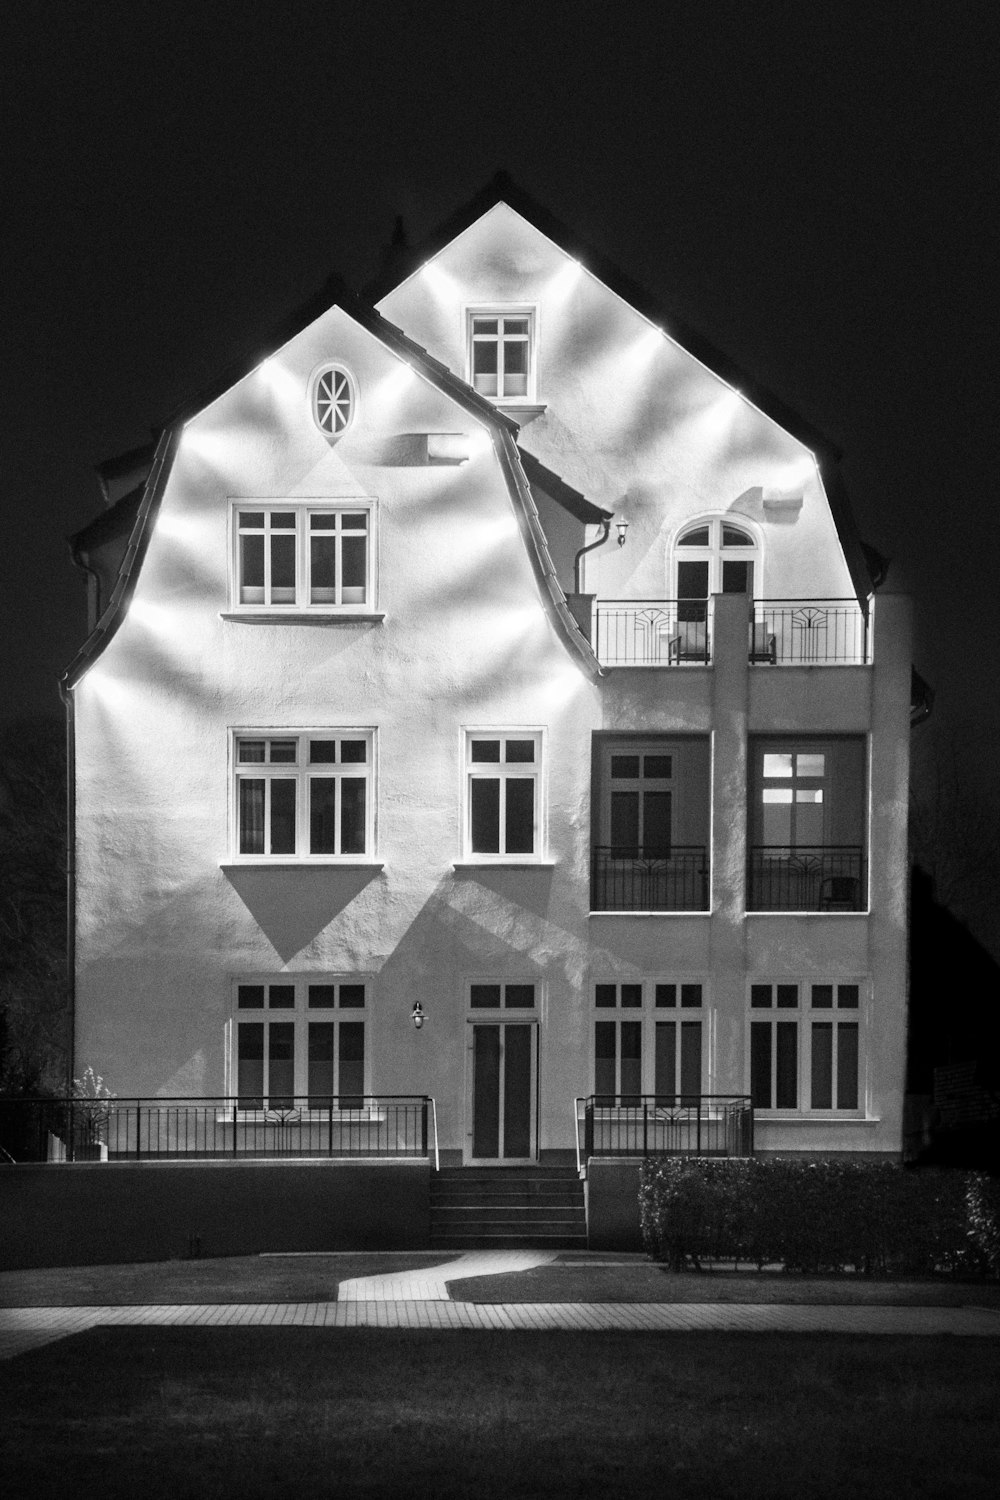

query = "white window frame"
[
  {"left": 591, "top": 980, "right": 708, "bottom": 1103},
  {"left": 748, "top": 979, "right": 866, "bottom": 1117},
  {"left": 227, "top": 977, "right": 370, "bottom": 1115},
  {"left": 463, "top": 729, "right": 544, "bottom": 862},
  {"left": 310, "top": 363, "right": 357, "bottom": 439},
  {"left": 672, "top": 515, "right": 760, "bottom": 601},
  {"left": 230, "top": 501, "right": 376, "bottom": 614},
  {"left": 466, "top": 307, "right": 536, "bottom": 403},
  {"left": 231, "top": 729, "right": 376, "bottom": 863}
]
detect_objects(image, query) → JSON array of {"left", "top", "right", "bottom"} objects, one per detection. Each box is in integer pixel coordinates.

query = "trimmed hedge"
[{"left": 639, "top": 1157, "right": 1000, "bottom": 1277}]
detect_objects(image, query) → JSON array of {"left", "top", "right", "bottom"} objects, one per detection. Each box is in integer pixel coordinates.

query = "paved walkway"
[{"left": 1, "top": 1251, "right": 998, "bottom": 1361}]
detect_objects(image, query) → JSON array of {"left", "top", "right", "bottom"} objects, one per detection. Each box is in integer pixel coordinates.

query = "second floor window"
[
  {"left": 465, "top": 731, "right": 542, "bottom": 859},
  {"left": 234, "top": 731, "right": 374, "bottom": 860},
  {"left": 469, "top": 311, "right": 534, "bottom": 400},
  {"left": 234, "top": 504, "right": 372, "bottom": 611}
]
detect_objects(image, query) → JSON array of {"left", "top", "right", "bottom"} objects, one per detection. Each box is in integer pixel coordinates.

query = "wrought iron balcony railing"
[
  {"left": 0, "top": 1096, "right": 439, "bottom": 1166},
  {"left": 591, "top": 598, "right": 868, "bottom": 667},
  {"left": 592, "top": 846, "right": 709, "bottom": 912},
  {"left": 576, "top": 1094, "right": 754, "bottom": 1163},
  {"left": 594, "top": 600, "right": 712, "bottom": 666},
  {"left": 750, "top": 600, "right": 869, "bottom": 665},
  {"left": 747, "top": 847, "right": 866, "bottom": 911}
]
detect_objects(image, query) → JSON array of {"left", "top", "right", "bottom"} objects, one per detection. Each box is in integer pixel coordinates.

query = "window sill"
[
  {"left": 452, "top": 859, "right": 557, "bottom": 870},
  {"left": 220, "top": 860, "right": 384, "bottom": 871},
  {"left": 589, "top": 909, "right": 711, "bottom": 918},
  {"left": 755, "top": 1113, "right": 878, "bottom": 1125},
  {"left": 495, "top": 402, "right": 546, "bottom": 417},
  {"left": 745, "top": 910, "right": 869, "bottom": 918},
  {"left": 220, "top": 612, "right": 385, "bottom": 624}
]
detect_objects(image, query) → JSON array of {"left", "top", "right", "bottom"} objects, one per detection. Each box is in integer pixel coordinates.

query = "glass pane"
[
  {"left": 611, "top": 755, "right": 640, "bottom": 779},
  {"left": 340, "top": 740, "right": 367, "bottom": 764},
  {"left": 310, "top": 513, "right": 338, "bottom": 532},
  {"left": 342, "top": 513, "right": 367, "bottom": 531},
  {"left": 271, "top": 534, "right": 296, "bottom": 600},
  {"left": 681, "top": 984, "right": 703, "bottom": 1009},
  {"left": 341, "top": 536, "right": 367, "bottom": 603},
  {"left": 678, "top": 527, "right": 709, "bottom": 546},
  {"left": 763, "top": 754, "right": 793, "bottom": 778},
  {"left": 310, "top": 534, "right": 337, "bottom": 603},
  {"left": 338, "top": 1022, "right": 365, "bottom": 1105},
  {"left": 471, "top": 740, "right": 501, "bottom": 763},
  {"left": 503, "top": 1024, "right": 532, "bottom": 1157},
  {"left": 504, "top": 779, "right": 534, "bottom": 854},
  {"left": 777, "top": 985, "right": 798, "bottom": 1008},
  {"left": 655, "top": 984, "right": 676, "bottom": 1008},
  {"left": 308, "top": 1023, "right": 334, "bottom": 1107},
  {"left": 471, "top": 984, "right": 502, "bottom": 1008},
  {"left": 797, "top": 754, "right": 826, "bottom": 778},
  {"left": 240, "top": 512, "right": 265, "bottom": 529},
  {"left": 504, "top": 985, "right": 535, "bottom": 1009},
  {"left": 620, "top": 984, "right": 642, "bottom": 1008},
  {"left": 473, "top": 342, "right": 498, "bottom": 375},
  {"left": 620, "top": 1022, "right": 642, "bottom": 1102},
  {"left": 240, "top": 534, "right": 264, "bottom": 602},
  {"left": 722, "top": 525, "right": 752, "bottom": 547},
  {"left": 473, "top": 371, "right": 498, "bottom": 396},
  {"left": 270, "top": 513, "right": 296, "bottom": 529},
  {"left": 721, "top": 560, "right": 750, "bottom": 594},
  {"left": 308, "top": 985, "right": 336, "bottom": 1009},
  {"left": 238, "top": 985, "right": 264, "bottom": 1009},
  {"left": 763, "top": 788, "right": 793, "bottom": 803},
  {"left": 838, "top": 985, "right": 860, "bottom": 1009},
  {"left": 610, "top": 790, "right": 639, "bottom": 851},
  {"left": 473, "top": 1025, "right": 501, "bottom": 1157},
  {"left": 642, "top": 791, "right": 671, "bottom": 855},
  {"left": 680, "top": 1022, "right": 702, "bottom": 1103},
  {"left": 269, "top": 741, "right": 297, "bottom": 763},
  {"left": 677, "top": 560, "right": 709, "bottom": 597},
  {"left": 339, "top": 984, "right": 366, "bottom": 1009},
  {"left": 270, "top": 779, "right": 296, "bottom": 855},
  {"left": 505, "top": 740, "right": 535, "bottom": 763},
  {"left": 268, "top": 1022, "right": 295, "bottom": 1109},
  {"left": 473, "top": 318, "right": 498, "bottom": 336},
  {"left": 644, "top": 755, "right": 672, "bottom": 779},
  {"left": 654, "top": 1022, "right": 677, "bottom": 1105},
  {"left": 238, "top": 780, "right": 265, "bottom": 854},
  {"left": 811, "top": 985, "right": 834, "bottom": 1009},
  {"left": 268, "top": 985, "right": 295, "bottom": 1009},
  {"left": 595, "top": 984, "right": 617, "bottom": 1008},
  {"left": 237, "top": 1024, "right": 264, "bottom": 1108},
  {"left": 751, "top": 985, "right": 772, "bottom": 1008},
  {"left": 594, "top": 1022, "right": 616, "bottom": 1102},
  {"left": 750, "top": 1023, "right": 771, "bottom": 1108},
  {"left": 504, "top": 318, "right": 529, "bottom": 335},
  {"left": 775, "top": 1022, "right": 798, "bottom": 1107},
  {"left": 811, "top": 1023, "right": 833, "bottom": 1108},
  {"left": 309, "top": 741, "right": 338, "bottom": 764},
  {"left": 340, "top": 778, "right": 366, "bottom": 855},
  {"left": 837, "top": 1024, "right": 859, "bottom": 1108},
  {"left": 238, "top": 741, "right": 266, "bottom": 763}
]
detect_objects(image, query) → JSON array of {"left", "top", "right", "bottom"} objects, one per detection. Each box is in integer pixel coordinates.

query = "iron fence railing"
[
  {"left": 747, "top": 847, "right": 866, "bottom": 911},
  {"left": 0, "top": 1096, "right": 438, "bottom": 1164},
  {"left": 577, "top": 1094, "right": 754, "bottom": 1160},
  {"left": 591, "top": 846, "right": 709, "bottom": 911},
  {"left": 750, "top": 600, "right": 869, "bottom": 665},
  {"left": 594, "top": 600, "right": 713, "bottom": 666}
]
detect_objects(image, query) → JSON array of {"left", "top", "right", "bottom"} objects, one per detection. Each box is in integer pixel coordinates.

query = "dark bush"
[{"left": 639, "top": 1157, "right": 999, "bottom": 1277}]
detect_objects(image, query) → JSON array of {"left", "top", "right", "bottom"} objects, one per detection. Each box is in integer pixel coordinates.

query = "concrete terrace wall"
[{"left": 0, "top": 1161, "right": 430, "bottom": 1271}]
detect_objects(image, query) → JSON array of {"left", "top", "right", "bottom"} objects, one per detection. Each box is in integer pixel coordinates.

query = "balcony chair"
[
  {"left": 818, "top": 874, "right": 861, "bottom": 911},
  {"left": 749, "top": 620, "right": 777, "bottom": 664},
  {"left": 667, "top": 620, "right": 709, "bottom": 663}
]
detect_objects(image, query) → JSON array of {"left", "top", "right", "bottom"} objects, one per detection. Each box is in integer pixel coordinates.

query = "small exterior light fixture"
[
  {"left": 411, "top": 1001, "right": 426, "bottom": 1030},
  {"left": 616, "top": 520, "right": 629, "bottom": 548}
]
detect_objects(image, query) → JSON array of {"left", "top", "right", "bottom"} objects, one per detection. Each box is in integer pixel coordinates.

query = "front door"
[{"left": 468, "top": 1021, "right": 537, "bottom": 1162}]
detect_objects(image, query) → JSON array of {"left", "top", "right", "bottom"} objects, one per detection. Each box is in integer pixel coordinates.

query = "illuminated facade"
[{"left": 66, "top": 178, "right": 915, "bottom": 1169}]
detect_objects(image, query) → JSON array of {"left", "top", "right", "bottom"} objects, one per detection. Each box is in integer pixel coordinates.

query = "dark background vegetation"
[{"left": 0, "top": 3, "right": 996, "bottom": 1088}]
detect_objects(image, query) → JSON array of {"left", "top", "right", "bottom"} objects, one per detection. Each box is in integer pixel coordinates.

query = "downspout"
[
  {"left": 567, "top": 518, "right": 613, "bottom": 643},
  {"left": 58, "top": 676, "right": 76, "bottom": 1092}
]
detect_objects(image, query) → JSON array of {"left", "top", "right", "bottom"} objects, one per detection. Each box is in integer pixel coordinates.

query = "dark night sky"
[{"left": 1, "top": 2, "right": 997, "bottom": 778}]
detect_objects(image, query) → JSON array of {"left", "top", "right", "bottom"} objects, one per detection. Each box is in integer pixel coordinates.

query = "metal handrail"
[
  {"left": 574, "top": 1096, "right": 585, "bottom": 1179},
  {"left": 578, "top": 1094, "right": 754, "bottom": 1160},
  {"left": 429, "top": 1095, "right": 440, "bottom": 1173}
]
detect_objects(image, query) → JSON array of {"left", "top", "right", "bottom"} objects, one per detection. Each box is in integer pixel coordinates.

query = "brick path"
[{"left": 2, "top": 1250, "right": 998, "bottom": 1361}]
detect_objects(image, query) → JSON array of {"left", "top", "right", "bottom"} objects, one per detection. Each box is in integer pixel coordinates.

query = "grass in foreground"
[{"left": 2, "top": 1328, "right": 999, "bottom": 1499}]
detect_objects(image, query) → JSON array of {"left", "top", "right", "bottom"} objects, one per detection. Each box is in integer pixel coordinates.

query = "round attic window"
[{"left": 312, "top": 364, "right": 355, "bottom": 438}]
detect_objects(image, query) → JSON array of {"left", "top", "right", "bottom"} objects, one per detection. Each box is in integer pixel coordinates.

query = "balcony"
[
  {"left": 0, "top": 1096, "right": 439, "bottom": 1164},
  {"left": 592, "top": 598, "right": 868, "bottom": 668},
  {"left": 576, "top": 1095, "right": 754, "bottom": 1161},
  {"left": 747, "top": 847, "right": 866, "bottom": 912},
  {"left": 591, "top": 846, "right": 709, "bottom": 912}
]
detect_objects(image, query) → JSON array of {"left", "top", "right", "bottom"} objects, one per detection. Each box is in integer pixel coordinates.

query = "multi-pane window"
[
  {"left": 469, "top": 311, "right": 533, "bottom": 400},
  {"left": 233, "top": 979, "right": 367, "bottom": 1109},
  {"left": 759, "top": 750, "right": 827, "bottom": 847},
  {"left": 465, "top": 732, "right": 542, "bottom": 859},
  {"left": 234, "top": 505, "right": 371, "bottom": 610},
  {"left": 593, "top": 982, "right": 704, "bottom": 1104},
  {"left": 750, "top": 981, "right": 862, "bottom": 1112},
  {"left": 606, "top": 749, "right": 672, "bottom": 856},
  {"left": 748, "top": 738, "right": 867, "bottom": 911},
  {"left": 234, "top": 732, "right": 373, "bottom": 859},
  {"left": 675, "top": 517, "right": 758, "bottom": 617}
]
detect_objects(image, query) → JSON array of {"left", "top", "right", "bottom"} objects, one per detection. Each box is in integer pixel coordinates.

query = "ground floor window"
[
  {"left": 231, "top": 978, "right": 367, "bottom": 1109},
  {"left": 593, "top": 980, "right": 704, "bottom": 1103},
  {"left": 749, "top": 980, "right": 862, "bottom": 1112}
]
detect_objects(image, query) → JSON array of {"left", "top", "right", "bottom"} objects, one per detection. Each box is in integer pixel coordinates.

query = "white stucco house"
[{"left": 63, "top": 176, "right": 920, "bottom": 1238}]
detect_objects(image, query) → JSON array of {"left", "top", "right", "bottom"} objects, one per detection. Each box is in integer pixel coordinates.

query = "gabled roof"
[
  {"left": 62, "top": 281, "right": 603, "bottom": 692},
  {"left": 366, "top": 170, "right": 881, "bottom": 604}
]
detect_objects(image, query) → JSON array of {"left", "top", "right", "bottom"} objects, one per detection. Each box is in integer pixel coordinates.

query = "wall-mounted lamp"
[
  {"left": 411, "top": 1001, "right": 426, "bottom": 1030},
  {"left": 616, "top": 520, "right": 629, "bottom": 548}
]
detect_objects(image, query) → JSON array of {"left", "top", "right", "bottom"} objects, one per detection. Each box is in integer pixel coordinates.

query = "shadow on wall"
[{"left": 221, "top": 864, "right": 386, "bottom": 962}]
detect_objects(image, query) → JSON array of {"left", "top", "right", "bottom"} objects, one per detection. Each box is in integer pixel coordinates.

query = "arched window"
[
  {"left": 312, "top": 365, "right": 356, "bottom": 439},
  {"left": 674, "top": 518, "right": 759, "bottom": 620}
]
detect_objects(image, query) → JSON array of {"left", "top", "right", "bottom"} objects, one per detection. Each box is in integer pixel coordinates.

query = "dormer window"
[
  {"left": 469, "top": 311, "right": 534, "bottom": 402},
  {"left": 312, "top": 364, "right": 355, "bottom": 438}
]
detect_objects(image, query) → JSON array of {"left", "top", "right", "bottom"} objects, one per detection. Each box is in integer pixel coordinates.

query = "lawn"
[{"left": 2, "top": 1327, "right": 998, "bottom": 1498}]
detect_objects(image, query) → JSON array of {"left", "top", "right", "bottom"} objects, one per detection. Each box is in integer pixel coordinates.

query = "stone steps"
[{"left": 430, "top": 1166, "right": 587, "bottom": 1250}]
